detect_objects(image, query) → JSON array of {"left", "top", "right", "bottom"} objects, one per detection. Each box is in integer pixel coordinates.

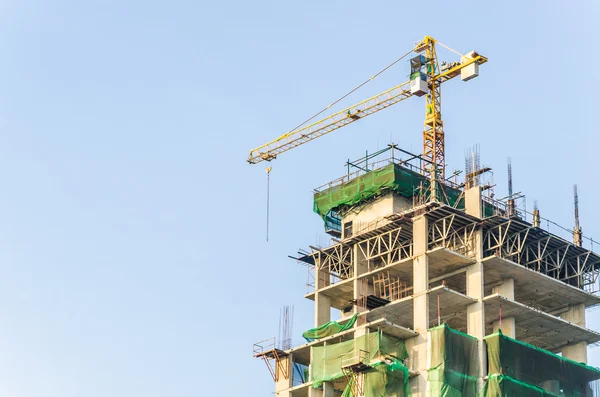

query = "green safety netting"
[
  {"left": 482, "top": 374, "right": 563, "bottom": 397},
  {"left": 311, "top": 331, "right": 410, "bottom": 397},
  {"left": 483, "top": 331, "right": 600, "bottom": 397},
  {"left": 313, "top": 163, "right": 465, "bottom": 221},
  {"left": 302, "top": 314, "right": 358, "bottom": 342},
  {"left": 428, "top": 324, "right": 481, "bottom": 397}
]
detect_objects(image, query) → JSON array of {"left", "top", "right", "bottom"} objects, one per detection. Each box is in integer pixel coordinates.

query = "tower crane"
[{"left": 247, "top": 36, "right": 487, "bottom": 179}]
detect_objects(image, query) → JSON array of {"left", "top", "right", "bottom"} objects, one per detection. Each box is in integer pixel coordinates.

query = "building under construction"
[{"left": 250, "top": 36, "right": 600, "bottom": 397}]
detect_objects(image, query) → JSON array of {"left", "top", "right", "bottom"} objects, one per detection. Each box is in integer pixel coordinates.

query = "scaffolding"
[
  {"left": 341, "top": 349, "right": 370, "bottom": 396},
  {"left": 373, "top": 271, "right": 410, "bottom": 302},
  {"left": 253, "top": 337, "right": 289, "bottom": 382}
]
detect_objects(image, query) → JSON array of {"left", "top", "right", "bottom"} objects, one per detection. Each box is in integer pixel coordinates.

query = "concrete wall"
[{"left": 341, "top": 192, "right": 411, "bottom": 237}]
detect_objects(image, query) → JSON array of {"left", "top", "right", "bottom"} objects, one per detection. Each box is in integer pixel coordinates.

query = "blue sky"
[{"left": 0, "top": 1, "right": 598, "bottom": 396}]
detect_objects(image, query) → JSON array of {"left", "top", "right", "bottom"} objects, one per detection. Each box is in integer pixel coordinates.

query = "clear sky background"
[{"left": 0, "top": 1, "right": 598, "bottom": 396}]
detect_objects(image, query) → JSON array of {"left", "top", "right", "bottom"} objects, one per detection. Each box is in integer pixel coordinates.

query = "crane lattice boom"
[
  {"left": 248, "top": 81, "right": 412, "bottom": 164},
  {"left": 248, "top": 37, "right": 487, "bottom": 175}
]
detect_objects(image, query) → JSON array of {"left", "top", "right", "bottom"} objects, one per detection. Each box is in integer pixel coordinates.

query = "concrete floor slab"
[
  {"left": 427, "top": 247, "right": 476, "bottom": 278},
  {"left": 365, "top": 286, "right": 475, "bottom": 331},
  {"left": 427, "top": 285, "right": 474, "bottom": 332},
  {"left": 482, "top": 255, "right": 600, "bottom": 312},
  {"left": 483, "top": 294, "right": 600, "bottom": 352},
  {"left": 304, "top": 278, "right": 355, "bottom": 311},
  {"left": 366, "top": 318, "right": 418, "bottom": 340}
]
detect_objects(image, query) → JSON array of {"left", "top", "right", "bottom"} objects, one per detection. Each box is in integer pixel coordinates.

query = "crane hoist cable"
[{"left": 266, "top": 166, "right": 272, "bottom": 242}]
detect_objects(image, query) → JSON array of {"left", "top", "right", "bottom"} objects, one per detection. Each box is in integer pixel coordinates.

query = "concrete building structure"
[{"left": 254, "top": 149, "right": 600, "bottom": 397}]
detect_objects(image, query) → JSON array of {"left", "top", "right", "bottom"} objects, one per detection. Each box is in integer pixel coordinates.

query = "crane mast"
[
  {"left": 419, "top": 37, "right": 445, "bottom": 178},
  {"left": 247, "top": 36, "right": 487, "bottom": 177}
]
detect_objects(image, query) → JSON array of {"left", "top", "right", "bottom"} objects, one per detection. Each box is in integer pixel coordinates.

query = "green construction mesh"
[
  {"left": 483, "top": 331, "right": 600, "bottom": 397},
  {"left": 312, "top": 332, "right": 376, "bottom": 386},
  {"left": 481, "top": 374, "right": 563, "bottom": 397},
  {"left": 302, "top": 314, "right": 358, "bottom": 342},
  {"left": 428, "top": 324, "right": 480, "bottom": 397},
  {"left": 312, "top": 162, "right": 504, "bottom": 225},
  {"left": 313, "top": 163, "right": 465, "bottom": 221},
  {"left": 311, "top": 331, "right": 410, "bottom": 396}
]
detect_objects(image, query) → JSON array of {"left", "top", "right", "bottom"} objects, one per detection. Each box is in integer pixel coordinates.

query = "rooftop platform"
[
  {"left": 483, "top": 255, "right": 600, "bottom": 311},
  {"left": 483, "top": 294, "right": 600, "bottom": 351},
  {"left": 312, "top": 159, "right": 464, "bottom": 222}
]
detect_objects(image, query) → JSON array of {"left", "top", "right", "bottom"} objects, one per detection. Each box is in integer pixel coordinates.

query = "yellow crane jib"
[{"left": 247, "top": 36, "right": 487, "bottom": 167}]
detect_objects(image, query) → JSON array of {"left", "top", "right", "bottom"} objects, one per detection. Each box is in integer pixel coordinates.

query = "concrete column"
[
  {"left": 411, "top": 215, "right": 429, "bottom": 396},
  {"left": 353, "top": 243, "right": 368, "bottom": 331},
  {"left": 322, "top": 383, "right": 334, "bottom": 397},
  {"left": 307, "top": 382, "right": 328, "bottom": 397},
  {"left": 314, "top": 263, "right": 331, "bottom": 327},
  {"left": 351, "top": 242, "right": 369, "bottom": 396},
  {"left": 312, "top": 265, "right": 332, "bottom": 397},
  {"left": 275, "top": 355, "right": 293, "bottom": 397},
  {"left": 308, "top": 388, "right": 321, "bottom": 397},
  {"left": 464, "top": 186, "right": 486, "bottom": 387},
  {"left": 491, "top": 278, "right": 516, "bottom": 338},
  {"left": 315, "top": 295, "right": 331, "bottom": 327},
  {"left": 465, "top": 187, "right": 485, "bottom": 339},
  {"left": 561, "top": 303, "right": 588, "bottom": 363}
]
